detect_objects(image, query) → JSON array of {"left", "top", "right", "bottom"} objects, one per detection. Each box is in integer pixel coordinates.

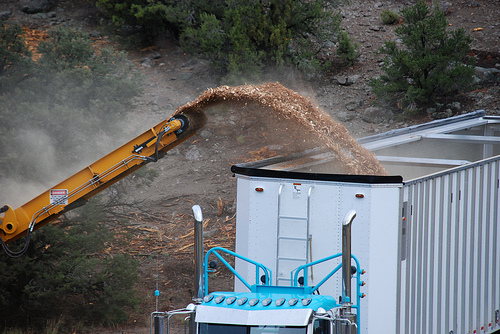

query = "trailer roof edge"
[
  {"left": 357, "top": 109, "right": 487, "bottom": 145},
  {"left": 231, "top": 165, "right": 403, "bottom": 184}
]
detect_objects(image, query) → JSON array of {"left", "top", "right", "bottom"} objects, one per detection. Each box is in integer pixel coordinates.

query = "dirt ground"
[{"left": 1, "top": 0, "right": 499, "bottom": 332}]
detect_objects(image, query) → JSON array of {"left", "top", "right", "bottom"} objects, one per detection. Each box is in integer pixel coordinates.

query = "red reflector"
[
  {"left": 255, "top": 188, "right": 264, "bottom": 192},
  {"left": 355, "top": 193, "right": 364, "bottom": 198}
]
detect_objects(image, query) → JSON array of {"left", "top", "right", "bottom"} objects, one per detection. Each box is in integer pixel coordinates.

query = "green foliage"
[
  {"left": 181, "top": 12, "right": 227, "bottom": 68},
  {"left": 0, "top": 22, "right": 34, "bottom": 90},
  {"left": 92, "top": 0, "right": 347, "bottom": 82},
  {"left": 34, "top": 28, "right": 142, "bottom": 121},
  {"left": 0, "top": 197, "right": 139, "bottom": 330},
  {"left": 370, "top": 1, "right": 474, "bottom": 112},
  {"left": 37, "top": 28, "right": 94, "bottom": 70},
  {"left": 0, "top": 23, "right": 154, "bottom": 333},
  {"left": 336, "top": 31, "right": 359, "bottom": 66},
  {"left": 93, "top": 0, "right": 191, "bottom": 35},
  {"left": 380, "top": 9, "right": 400, "bottom": 25},
  {"left": 187, "top": 0, "right": 344, "bottom": 82},
  {"left": 0, "top": 26, "right": 143, "bottom": 182}
]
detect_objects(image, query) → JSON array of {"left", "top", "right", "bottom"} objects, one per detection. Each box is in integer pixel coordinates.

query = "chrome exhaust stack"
[
  {"left": 337, "top": 209, "right": 357, "bottom": 334},
  {"left": 342, "top": 209, "right": 356, "bottom": 306},
  {"left": 192, "top": 205, "right": 204, "bottom": 303},
  {"left": 153, "top": 206, "right": 202, "bottom": 334}
]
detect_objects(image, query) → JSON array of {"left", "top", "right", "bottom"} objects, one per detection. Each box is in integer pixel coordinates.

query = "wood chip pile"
[{"left": 175, "top": 82, "right": 386, "bottom": 175}]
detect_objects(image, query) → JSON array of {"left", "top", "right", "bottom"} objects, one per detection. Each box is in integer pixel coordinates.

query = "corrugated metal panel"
[{"left": 399, "top": 156, "right": 500, "bottom": 334}]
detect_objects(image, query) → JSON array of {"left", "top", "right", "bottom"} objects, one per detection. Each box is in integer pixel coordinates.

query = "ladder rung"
[
  {"left": 278, "top": 236, "right": 308, "bottom": 242},
  {"left": 279, "top": 215, "right": 307, "bottom": 220}
]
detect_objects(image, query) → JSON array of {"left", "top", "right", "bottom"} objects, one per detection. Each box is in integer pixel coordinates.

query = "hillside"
[{"left": 1, "top": 0, "right": 499, "bottom": 332}]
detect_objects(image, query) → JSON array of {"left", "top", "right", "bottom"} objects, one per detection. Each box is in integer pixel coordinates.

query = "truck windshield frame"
[{"left": 198, "top": 323, "right": 307, "bottom": 334}]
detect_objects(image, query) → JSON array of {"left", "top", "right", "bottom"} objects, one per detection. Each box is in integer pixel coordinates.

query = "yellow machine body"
[{"left": 0, "top": 111, "right": 204, "bottom": 245}]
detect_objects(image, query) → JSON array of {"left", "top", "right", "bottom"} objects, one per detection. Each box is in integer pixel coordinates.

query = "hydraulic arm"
[{"left": 0, "top": 109, "right": 206, "bottom": 256}]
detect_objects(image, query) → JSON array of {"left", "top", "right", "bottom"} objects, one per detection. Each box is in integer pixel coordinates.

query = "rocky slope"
[{"left": 1, "top": 0, "right": 499, "bottom": 332}]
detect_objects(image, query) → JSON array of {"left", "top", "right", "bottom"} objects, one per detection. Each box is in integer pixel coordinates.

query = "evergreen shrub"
[
  {"left": 380, "top": 9, "right": 400, "bottom": 25},
  {"left": 0, "top": 24, "right": 144, "bottom": 331},
  {"left": 92, "top": 0, "right": 350, "bottom": 82},
  {"left": 0, "top": 26, "right": 143, "bottom": 181},
  {"left": 370, "top": 1, "right": 474, "bottom": 113},
  {"left": 0, "top": 197, "right": 139, "bottom": 330}
]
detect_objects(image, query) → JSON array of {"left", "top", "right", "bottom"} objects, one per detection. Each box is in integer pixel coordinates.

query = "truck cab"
[
  {"left": 153, "top": 207, "right": 363, "bottom": 334},
  {"left": 195, "top": 286, "right": 340, "bottom": 334}
]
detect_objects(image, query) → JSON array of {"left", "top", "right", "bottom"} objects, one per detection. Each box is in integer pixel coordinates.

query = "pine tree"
[{"left": 370, "top": 1, "right": 474, "bottom": 112}]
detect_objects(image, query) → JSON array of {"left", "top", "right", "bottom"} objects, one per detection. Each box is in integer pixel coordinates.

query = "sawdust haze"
[
  {"left": 1, "top": 82, "right": 385, "bottom": 211},
  {"left": 175, "top": 82, "right": 386, "bottom": 176}
]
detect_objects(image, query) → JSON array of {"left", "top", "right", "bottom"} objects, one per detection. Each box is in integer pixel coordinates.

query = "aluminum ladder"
[{"left": 275, "top": 182, "right": 313, "bottom": 286}]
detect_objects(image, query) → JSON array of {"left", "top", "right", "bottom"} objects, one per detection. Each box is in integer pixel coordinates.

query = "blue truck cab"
[{"left": 152, "top": 207, "right": 364, "bottom": 334}]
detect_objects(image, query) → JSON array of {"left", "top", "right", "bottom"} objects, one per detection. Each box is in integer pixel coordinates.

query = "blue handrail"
[
  {"left": 291, "top": 253, "right": 363, "bottom": 330},
  {"left": 203, "top": 247, "right": 364, "bottom": 334},
  {"left": 203, "top": 247, "right": 272, "bottom": 295}
]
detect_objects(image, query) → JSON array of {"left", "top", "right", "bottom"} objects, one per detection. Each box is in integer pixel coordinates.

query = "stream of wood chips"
[{"left": 175, "top": 82, "right": 386, "bottom": 175}]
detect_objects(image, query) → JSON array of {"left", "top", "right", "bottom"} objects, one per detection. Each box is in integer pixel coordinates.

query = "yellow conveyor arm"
[{"left": 0, "top": 110, "right": 205, "bottom": 256}]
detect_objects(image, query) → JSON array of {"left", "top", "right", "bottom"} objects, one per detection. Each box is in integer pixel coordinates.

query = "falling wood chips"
[{"left": 174, "top": 82, "right": 386, "bottom": 176}]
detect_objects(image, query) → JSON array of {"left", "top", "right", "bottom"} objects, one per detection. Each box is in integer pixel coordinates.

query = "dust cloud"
[
  {"left": 1, "top": 82, "right": 385, "bottom": 211},
  {"left": 0, "top": 130, "right": 60, "bottom": 208},
  {"left": 0, "top": 115, "right": 141, "bottom": 208}
]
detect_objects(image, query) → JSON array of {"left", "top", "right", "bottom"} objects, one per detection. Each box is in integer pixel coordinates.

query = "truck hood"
[{"left": 195, "top": 304, "right": 313, "bottom": 326}]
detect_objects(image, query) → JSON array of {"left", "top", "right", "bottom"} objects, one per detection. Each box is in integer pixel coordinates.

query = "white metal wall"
[
  {"left": 234, "top": 174, "right": 402, "bottom": 333},
  {"left": 398, "top": 156, "right": 500, "bottom": 334}
]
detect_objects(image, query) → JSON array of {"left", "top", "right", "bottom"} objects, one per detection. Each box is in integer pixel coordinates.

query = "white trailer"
[{"left": 231, "top": 110, "right": 500, "bottom": 334}]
